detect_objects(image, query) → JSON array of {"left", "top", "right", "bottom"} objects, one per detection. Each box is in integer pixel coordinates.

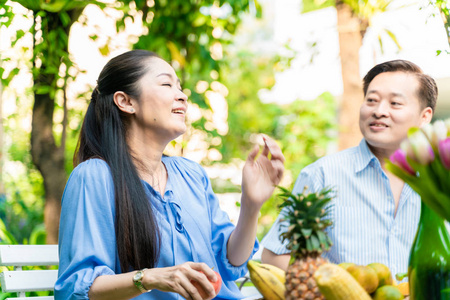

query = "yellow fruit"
[
  {"left": 314, "top": 263, "right": 372, "bottom": 300},
  {"left": 397, "top": 282, "right": 409, "bottom": 296},
  {"left": 346, "top": 265, "right": 379, "bottom": 294},
  {"left": 338, "top": 262, "right": 355, "bottom": 271},
  {"left": 247, "top": 260, "right": 285, "bottom": 300},
  {"left": 372, "top": 285, "right": 404, "bottom": 300},
  {"left": 368, "top": 262, "right": 393, "bottom": 287},
  {"left": 258, "top": 262, "right": 286, "bottom": 284}
]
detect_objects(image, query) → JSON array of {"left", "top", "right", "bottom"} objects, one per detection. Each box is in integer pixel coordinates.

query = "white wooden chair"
[
  {"left": 237, "top": 274, "right": 261, "bottom": 299},
  {"left": 0, "top": 244, "right": 261, "bottom": 299},
  {"left": 0, "top": 244, "right": 58, "bottom": 300}
]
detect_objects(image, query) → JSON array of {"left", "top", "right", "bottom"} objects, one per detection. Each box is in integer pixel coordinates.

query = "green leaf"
[
  {"left": 408, "top": 127, "right": 420, "bottom": 136},
  {"left": 35, "top": 85, "right": 51, "bottom": 95},
  {"left": 29, "top": 223, "right": 47, "bottom": 245},
  {"left": 301, "top": 228, "right": 312, "bottom": 238},
  {"left": 11, "top": 29, "right": 26, "bottom": 47},
  {"left": 306, "top": 239, "right": 312, "bottom": 251},
  {"left": 317, "top": 230, "right": 327, "bottom": 245},
  {"left": 40, "top": 0, "right": 69, "bottom": 13},
  {"left": 4, "top": 67, "right": 20, "bottom": 85},
  {"left": 0, "top": 219, "right": 18, "bottom": 244},
  {"left": 66, "top": 0, "right": 104, "bottom": 10},
  {"left": 378, "top": 36, "right": 384, "bottom": 55},
  {"left": 15, "top": 0, "right": 40, "bottom": 10},
  {"left": 98, "top": 43, "right": 110, "bottom": 56},
  {"left": 384, "top": 29, "right": 402, "bottom": 51},
  {"left": 59, "top": 11, "right": 71, "bottom": 27},
  {"left": 192, "top": 15, "right": 207, "bottom": 27},
  {"left": 310, "top": 235, "right": 320, "bottom": 249}
]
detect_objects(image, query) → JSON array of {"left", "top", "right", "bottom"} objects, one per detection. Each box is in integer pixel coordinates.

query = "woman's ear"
[{"left": 113, "top": 91, "right": 135, "bottom": 114}]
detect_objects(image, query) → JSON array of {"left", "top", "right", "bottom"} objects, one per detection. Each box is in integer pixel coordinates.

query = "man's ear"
[
  {"left": 113, "top": 91, "right": 135, "bottom": 114},
  {"left": 419, "top": 107, "right": 433, "bottom": 126}
]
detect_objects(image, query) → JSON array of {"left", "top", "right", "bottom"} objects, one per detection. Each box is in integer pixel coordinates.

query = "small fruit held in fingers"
[
  {"left": 211, "top": 271, "right": 222, "bottom": 294},
  {"left": 191, "top": 270, "right": 222, "bottom": 298}
]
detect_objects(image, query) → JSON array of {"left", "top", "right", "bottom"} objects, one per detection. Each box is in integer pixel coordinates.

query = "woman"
[{"left": 55, "top": 50, "right": 285, "bottom": 300}]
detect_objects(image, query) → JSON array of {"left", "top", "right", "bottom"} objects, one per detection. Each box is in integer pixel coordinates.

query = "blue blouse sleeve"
[
  {"left": 55, "top": 159, "right": 117, "bottom": 300},
  {"left": 199, "top": 164, "right": 259, "bottom": 281}
]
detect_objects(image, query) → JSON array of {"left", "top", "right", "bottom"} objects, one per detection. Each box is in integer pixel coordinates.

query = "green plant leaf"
[{"left": 29, "top": 223, "right": 47, "bottom": 245}]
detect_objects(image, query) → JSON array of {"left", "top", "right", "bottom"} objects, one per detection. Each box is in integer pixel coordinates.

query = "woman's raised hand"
[
  {"left": 145, "top": 262, "right": 218, "bottom": 300},
  {"left": 241, "top": 135, "right": 285, "bottom": 210}
]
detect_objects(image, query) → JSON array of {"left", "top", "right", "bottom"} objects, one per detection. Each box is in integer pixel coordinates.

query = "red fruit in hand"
[
  {"left": 211, "top": 271, "right": 222, "bottom": 294},
  {"left": 191, "top": 270, "right": 222, "bottom": 298}
]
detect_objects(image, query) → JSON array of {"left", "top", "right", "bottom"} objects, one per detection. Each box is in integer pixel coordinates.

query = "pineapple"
[{"left": 278, "top": 186, "right": 334, "bottom": 300}]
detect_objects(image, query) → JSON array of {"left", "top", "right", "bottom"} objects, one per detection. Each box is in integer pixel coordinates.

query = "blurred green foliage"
[
  {"left": 431, "top": 0, "right": 450, "bottom": 52},
  {"left": 0, "top": 0, "right": 337, "bottom": 245},
  {"left": 302, "top": 0, "right": 334, "bottom": 13},
  {"left": 1, "top": 84, "right": 47, "bottom": 244},
  {"left": 0, "top": 0, "right": 265, "bottom": 243},
  {"left": 132, "top": 0, "right": 263, "bottom": 142},
  {"left": 256, "top": 93, "right": 337, "bottom": 239},
  {"left": 278, "top": 92, "right": 336, "bottom": 176}
]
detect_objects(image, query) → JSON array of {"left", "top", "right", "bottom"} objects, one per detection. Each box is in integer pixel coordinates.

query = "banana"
[
  {"left": 247, "top": 260, "right": 286, "bottom": 300},
  {"left": 258, "top": 262, "right": 286, "bottom": 284}
]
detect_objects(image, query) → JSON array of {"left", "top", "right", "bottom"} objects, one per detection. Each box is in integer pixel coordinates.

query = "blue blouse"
[{"left": 55, "top": 157, "right": 258, "bottom": 299}]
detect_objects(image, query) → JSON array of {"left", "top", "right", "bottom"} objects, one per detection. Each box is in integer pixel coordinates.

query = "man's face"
[{"left": 359, "top": 71, "right": 431, "bottom": 152}]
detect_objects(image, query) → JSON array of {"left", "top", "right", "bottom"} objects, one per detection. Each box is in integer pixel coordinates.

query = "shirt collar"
[{"left": 354, "top": 138, "right": 379, "bottom": 174}]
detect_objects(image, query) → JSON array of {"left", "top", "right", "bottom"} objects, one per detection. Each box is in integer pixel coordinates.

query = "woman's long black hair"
[{"left": 74, "top": 50, "right": 161, "bottom": 271}]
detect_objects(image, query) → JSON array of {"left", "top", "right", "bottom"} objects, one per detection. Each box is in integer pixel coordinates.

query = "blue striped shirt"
[{"left": 261, "top": 139, "right": 420, "bottom": 278}]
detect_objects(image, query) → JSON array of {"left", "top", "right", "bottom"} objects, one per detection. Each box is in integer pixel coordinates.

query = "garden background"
[{"left": 0, "top": 0, "right": 449, "bottom": 252}]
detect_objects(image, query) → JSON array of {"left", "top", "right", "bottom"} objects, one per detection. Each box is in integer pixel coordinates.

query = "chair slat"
[
  {"left": 7, "top": 297, "right": 54, "bottom": 300},
  {"left": 0, "top": 245, "right": 58, "bottom": 266},
  {"left": 241, "top": 286, "right": 262, "bottom": 298},
  {"left": 0, "top": 270, "right": 58, "bottom": 292}
]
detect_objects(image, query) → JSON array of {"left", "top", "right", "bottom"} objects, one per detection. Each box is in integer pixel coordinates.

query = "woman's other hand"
[
  {"left": 145, "top": 262, "right": 218, "bottom": 300},
  {"left": 241, "top": 134, "right": 285, "bottom": 210}
]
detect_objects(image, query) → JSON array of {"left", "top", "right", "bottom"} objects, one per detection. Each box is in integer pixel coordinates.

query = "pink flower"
[
  {"left": 438, "top": 138, "right": 450, "bottom": 170},
  {"left": 390, "top": 149, "right": 416, "bottom": 176}
]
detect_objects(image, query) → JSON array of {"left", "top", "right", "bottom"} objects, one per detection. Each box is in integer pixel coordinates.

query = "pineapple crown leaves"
[{"left": 277, "top": 185, "right": 335, "bottom": 259}]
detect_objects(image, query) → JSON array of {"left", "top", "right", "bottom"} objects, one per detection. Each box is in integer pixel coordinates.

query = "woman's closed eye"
[{"left": 162, "top": 83, "right": 172, "bottom": 87}]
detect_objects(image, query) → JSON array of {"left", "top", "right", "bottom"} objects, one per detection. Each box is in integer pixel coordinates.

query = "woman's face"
[{"left": 132, "top": 57, "right": 188, "bottom": 143}]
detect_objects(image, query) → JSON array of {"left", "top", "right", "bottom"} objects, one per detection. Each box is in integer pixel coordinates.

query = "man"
[{"left": 261, "top": 60, "right": 438, "bottom": 279}]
